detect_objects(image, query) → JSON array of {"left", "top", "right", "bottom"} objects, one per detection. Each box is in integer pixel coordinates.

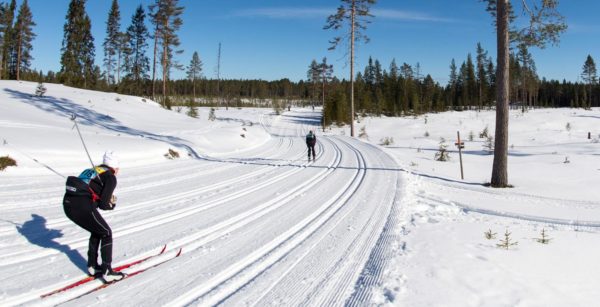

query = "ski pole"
[
  {"left": 70, "top": 114, "right": 104, "bottom": 185},
  {"left": 70, "top": 114, "right": 96, "bottom": 169},
  {"left": 2, "top": 138, "right": 66, "bottom": 178}
]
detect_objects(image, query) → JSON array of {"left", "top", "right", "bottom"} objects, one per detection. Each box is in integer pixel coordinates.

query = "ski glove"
[{"left": 109, "top": 195, "right": 117, "bottom": 210}]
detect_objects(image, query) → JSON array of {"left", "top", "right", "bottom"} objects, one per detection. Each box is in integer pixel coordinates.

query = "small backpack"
[{"left": 65, "top": 166, "right": 108, "bottom": 202}]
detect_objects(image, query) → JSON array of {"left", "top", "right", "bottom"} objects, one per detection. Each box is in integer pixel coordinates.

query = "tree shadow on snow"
[
  {"left": 16, "top": 214, "right": 87, "bottom": 273},
  {"left": 4, "top": 88, "right": 202, "bottom": 159}
]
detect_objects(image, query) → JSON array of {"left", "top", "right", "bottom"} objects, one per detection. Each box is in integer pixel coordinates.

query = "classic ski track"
[
  {"left": 0, "top": 140, "right": 316, "bottom": 265},
  {"left": 0, "top": 136, "right": 290, "bottom": 204},
  {"left": 0, "top": 112, "right": 324, "bottom": 305},
  {"left": 0, "top": 118, "right": 325, "bottom": 262},
  {"left": 345, "top": 170, "right": 406, "bottom": 306},
  {"left": 422, "top": 193, "right": 600, "bottom": 229},
  {"left": 407, "top": 169, "right": 600, "bottom": 209},
  {"left": 2, "top": 128, "right": 338, "bottom": 306},
  {"left": 0, "top": 111, "right": 282, "bottom": 198},
  {"left": 0, "top": 137, "right": 300, "bottom": 237},
  {"left": 240, "top": 136, "right": 373, "bottom": 306},
  {"left": 248, "top": 136, "right": 397, "bottom": 307},
  {"left": 303, "top": 137, "right": 399, "bottom": 307},
  {"left": 169, "top": 136, "right": 377, "bottom": 306},
  {"left": 2, "top": 247, "right": 183, "bottom": 307},
  {"left": 0, "top": 111, "right": 339, "bottom": 306}
]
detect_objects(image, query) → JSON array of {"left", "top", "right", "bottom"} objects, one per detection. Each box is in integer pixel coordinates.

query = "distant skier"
[
  {"left": 63, "top": 151, "right": 124, "bottom": 282},
  {"left": 306, "top": 130, "right": 316, "bottom": 161}
]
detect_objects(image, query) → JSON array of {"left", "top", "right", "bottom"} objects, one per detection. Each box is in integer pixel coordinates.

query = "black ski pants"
[
  {"left": 307, "top": 144, "right": 316, "bottom": 159},
  {"left": 63, "top": 196, "right": 113, "bottom": 268}
]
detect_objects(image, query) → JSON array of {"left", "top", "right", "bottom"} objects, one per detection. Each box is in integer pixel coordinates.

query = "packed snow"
[{"left": 0, "top": 80, "right": 599, "bottom": 306}]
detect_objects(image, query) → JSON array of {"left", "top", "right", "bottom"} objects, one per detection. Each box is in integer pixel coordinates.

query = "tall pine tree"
[
  {"left": 186, "top": 51, "right": 202, "bottom": 100},
  {"left": 149, "top": 0, "right": 184, "bottom": 109},
  {"left": 476, "top": 43, "right": 489, "bottom": 110},
  {"left": 12, "top": 0, "right": 35, "bottom": 81},
  {"left": 124, "top": 5, "right": 149, "bottom": 94},
  {"left": 60, "top": 0, "right": 95, "bottom": 88},
  {"left": 581, "top": 55, "right": 597, "bottom": 109},
  {"left": 307, "top": 59, "right": 320, "bottom": 105},
  {"left": 483, "top": 0, "right": 567, "bottom": 188},
  {"left": 0, "top": 0, "right": 16, "bottom": 79},
  {"left": 103, "top": 0, "right": 120, "bottom": 85},
  {"left": 324, "top": 0, "right": 376, "bottom": 137}
]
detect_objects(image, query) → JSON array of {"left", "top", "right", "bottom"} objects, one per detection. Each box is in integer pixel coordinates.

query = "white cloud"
[
  {"left": 231, "top": 7, "right": 453, "bottom": 23},
  {"left": 373, "top": 9, "right": 455, "bottom": 23},
  {"left": 232, "top": 8, "right": 331, "bottom": 19}
]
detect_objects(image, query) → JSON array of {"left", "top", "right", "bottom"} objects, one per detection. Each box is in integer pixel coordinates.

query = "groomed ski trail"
[{"left": 0, "top": 109, "right": 402, "bottom": 306}]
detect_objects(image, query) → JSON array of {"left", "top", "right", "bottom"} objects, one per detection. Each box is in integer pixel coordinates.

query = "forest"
[{"left": 0, "top": 0, "right": 596, "bottom": 127}]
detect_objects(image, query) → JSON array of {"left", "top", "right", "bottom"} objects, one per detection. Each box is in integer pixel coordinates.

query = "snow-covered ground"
[
  {"left": 344, "top": 109, "right": 600, "bottom": 306},
  {"left": 1, "top": 80, "right": 599, "bottom": 306}
]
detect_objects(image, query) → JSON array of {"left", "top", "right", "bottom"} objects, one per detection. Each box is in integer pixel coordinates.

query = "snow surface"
[{"left": 1, "top": 80, "right": 599, "bottom": 306}]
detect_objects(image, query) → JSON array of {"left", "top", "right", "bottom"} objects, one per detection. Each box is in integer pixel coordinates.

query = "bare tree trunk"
[
  {"left": 192, "top": 75, "right": 196, "bottom": 100},
  {"left": 152, "top": 23, "right": 159, "bottom": 101},
  {"left": 349, "top": 0, "right": 356, "bottom": 137},
  {"left": 16, "top": 35, "right": 21, "bottom": 81},
  {"left": 117, "top": 49, "right": 121, "bottom": 85},
  {"left": 491, "top": 0, "right": 510, "bottom": 187},
  {"left": 162, "top": 23, "right": 168, "bottom": 108},
  {"left": 162, "top": 43, "right": 167, "bottom": 105}
]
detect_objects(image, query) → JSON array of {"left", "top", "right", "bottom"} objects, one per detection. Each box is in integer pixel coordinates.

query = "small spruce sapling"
[
  {"left": 434, "top": 137, "right": 450, "bottom": 161},
  {"left": 484, "top": 229, "right": 497, "bottom": 240},
  {"left": 497, "top": 229, "right": 518, "bottom": 250},
  {"left": 35, "top": 82, "right": 47, "bottom": 97},
  {"left": 483, "top": 135, "right": 494, "bottom": 154},
  {"left": 535, "top": 228, "right": 552, "bottom": 244},
  {"left": 479, "top": 126, "right": 489, "bottom": 138}
]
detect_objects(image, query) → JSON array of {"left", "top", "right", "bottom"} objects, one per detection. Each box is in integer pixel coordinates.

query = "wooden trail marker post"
[{"left": 455, "top": 131, "right": 465, "bottom": 180}]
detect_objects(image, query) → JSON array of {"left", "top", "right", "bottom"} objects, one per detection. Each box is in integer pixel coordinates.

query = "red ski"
[
  {"left": 41, "top": 244, "right": 167, "bottom": 298},
  {"left": 72, "top": 247, "right": 183, "bottom": 299}
]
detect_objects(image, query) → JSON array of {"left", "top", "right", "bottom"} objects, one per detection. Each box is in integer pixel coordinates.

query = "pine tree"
[
  {"left": 581, "top": 54, "right": 597, "bottom": 109},
  {"left": 12, "top": 0, "right": 35, "bottom": 81},
  {"left": 448, "top": 58, "right": 458, "bottom": 109},
  {"left": 324, "top": 0, "right": 376, "bottom": 137},
  {"left": 319, "top": 56, "right": 334, "bottom": 108},
  {"left": 124, "top": 5, "right": 149, "bottom": 94},
  {"left": 103, "top": 0, "right": 120, "bottom": 85},
  {"left": 465, "top": 54, "right": 477, "bottom": 108},
  {"left": 483, "top": 0, "right": 566, "bottom": 188},
  {"left": 115, "top": 31, "right": 129, "bottom": 85},
  {"left": 486, "top": 56, "right": 495, "bottom": 108},
  {"left": 60, "top": 0, "right": 96, "bottom": 89},
  {"left": 149, "top": 0, "right": 184, "bottom": 109},
  {"left": 319, "top": 57, "right": 334, "bottom": 130},
  {"left": 186, "top": 51, "right": 202, "bottom": 100},
  {"left": 476, "top": 43, "right": 489, "bottom": 110},
  {"left": 307, "top": 59, "right": 320, "bottom": 105},
  {"left": 35, "top": 81, "right": 46, "bottom": 96},
  {"left": 0, "top": 0, "right": 16, "bottom": 79}
]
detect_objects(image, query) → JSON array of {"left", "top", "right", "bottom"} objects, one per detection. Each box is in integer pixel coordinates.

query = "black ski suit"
[
  {"left": 63, "top": 165, "right": 117, "bottom": 270},
  {"left": 306, "top": 133, "right": 316, "bottom": 160}
]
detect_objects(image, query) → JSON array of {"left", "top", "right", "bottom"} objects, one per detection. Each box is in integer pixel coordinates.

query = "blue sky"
[{"left": 24, "top": 0, "right": 600, "bottom": 85}]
